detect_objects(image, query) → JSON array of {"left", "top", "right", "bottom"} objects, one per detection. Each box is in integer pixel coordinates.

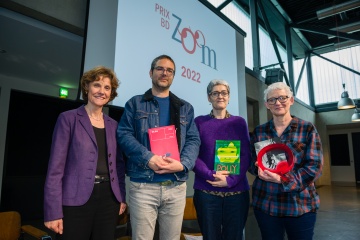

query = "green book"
[{"left": 214, "top": 140, "right": 241, "bottom": 175}]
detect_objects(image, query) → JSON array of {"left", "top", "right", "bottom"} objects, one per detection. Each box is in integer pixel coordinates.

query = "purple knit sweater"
[{"left": 193, "top": 115, "right": 251, "bottom": 192}]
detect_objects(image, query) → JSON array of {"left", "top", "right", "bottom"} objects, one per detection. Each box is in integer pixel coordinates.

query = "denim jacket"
[{"left": 117, "top": 89, "right": 200, "bottom": 181}]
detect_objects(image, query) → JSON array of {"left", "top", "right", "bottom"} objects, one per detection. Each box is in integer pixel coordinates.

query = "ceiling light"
[
  {"left": 338, "top": 84, "right": 355, "bottom": 109},
  {"left": 351, "top": 108, "right": 360, "bottom": 122},
  {"left": 317, "top": 0, "right": 360, "bottom": 20}
]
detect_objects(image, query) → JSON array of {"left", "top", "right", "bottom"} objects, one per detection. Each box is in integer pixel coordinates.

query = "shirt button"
[{"left": 108, "top": 153, "right": 111, "bottom": 158}]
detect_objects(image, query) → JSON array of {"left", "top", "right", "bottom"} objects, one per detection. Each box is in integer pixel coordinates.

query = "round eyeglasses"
[
  {"left": 266, "top": 96, "right": 289, "bottom": 105},
  {"left": 154, "top": 66, "right": 175, "bottom": 75},
  {"left": 209, "top": 91, "right": 229, "bottom": 98}
]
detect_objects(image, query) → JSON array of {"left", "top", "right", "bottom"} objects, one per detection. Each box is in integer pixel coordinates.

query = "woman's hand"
[
  {"left": 44, "top": 219, "right": 63, "bottom": 234},
  {"left": 119, "top": 202, "right": 127, "bottom": 215},
  {"left": 216, "top": 170, "right": 230, "bottom": 176},
  {"left": 206, "top": 171, "right": 229, "bottom": 187},
  {"left": 258, "top": 167, "right": 281, "bottom": 183}
]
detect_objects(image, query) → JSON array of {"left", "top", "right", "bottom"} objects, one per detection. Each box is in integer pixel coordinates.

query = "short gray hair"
[
  {"left": 263, "top": 82, "right": 293, "bottom": 102},
  {"left": 207, "top": 79, "right": 230, "bottom": 95}
]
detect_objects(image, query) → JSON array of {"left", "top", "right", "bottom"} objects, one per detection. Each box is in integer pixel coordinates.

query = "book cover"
[
  {"left": 254, "top": 137, "right": 287, "bottom": 170},
  {"left": 148, "top": 125, "right": 180, "bottom": 161},
  {"left": 214, "top": 140, "right": 241, "bottom": 175}
]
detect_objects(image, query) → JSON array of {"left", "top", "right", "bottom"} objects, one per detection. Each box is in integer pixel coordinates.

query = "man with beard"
[{"left": 117, "top": 55, "right": 200, "bottom": 240}]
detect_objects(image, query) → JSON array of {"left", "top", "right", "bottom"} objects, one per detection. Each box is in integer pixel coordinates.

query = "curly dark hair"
[{"left": 81, "top": 66, "right": 120, "bottom": 103}]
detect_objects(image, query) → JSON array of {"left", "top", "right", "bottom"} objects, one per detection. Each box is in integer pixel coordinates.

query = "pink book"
[{"left": 148, "top": 125, "right": 180, "bottom": 161}]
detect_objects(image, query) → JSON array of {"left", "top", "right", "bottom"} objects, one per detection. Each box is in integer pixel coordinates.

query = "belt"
[
  {"left": 94, "top": 175, "right": 110, "bottom": 184},
  {"left": 157, "top": 180, "right": 185, "bottom": 186},
  {"left": 158, "top": 180, "right": 175, "bottom": 186}
]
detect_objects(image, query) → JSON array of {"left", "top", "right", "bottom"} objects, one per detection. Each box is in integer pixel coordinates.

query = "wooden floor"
[{"left": 245, "top": 185, "right": 360, "bottom": 240}]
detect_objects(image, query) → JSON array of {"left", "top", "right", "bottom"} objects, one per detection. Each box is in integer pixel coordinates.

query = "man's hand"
[
  {"left": 154, "top": 157, "right": 184, "bottom": 174},
  {"left": 44, "top": 219, "right": 63, "bottom": 234},
  {"left": 148, "top": 155, "right": 169, "bottom": 171}
]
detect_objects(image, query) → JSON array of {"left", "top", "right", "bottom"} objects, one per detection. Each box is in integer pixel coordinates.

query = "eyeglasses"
[
  {"left": 266, "top": 96, "right": 289, "bottom": 105},
  {"left": 209, "top": 91, "right": 229, "bottom": 98},
  {"left": 154, "top": 66, "right": 175, "bottom": 75}
]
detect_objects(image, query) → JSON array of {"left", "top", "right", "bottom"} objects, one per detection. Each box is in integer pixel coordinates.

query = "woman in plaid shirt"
[{"left": 249, "top": 82, "right": 323, "bottom": 240}]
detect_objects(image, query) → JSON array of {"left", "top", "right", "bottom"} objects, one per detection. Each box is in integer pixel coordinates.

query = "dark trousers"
[
  {"left": 56, "top": 182, "right": 119, "bottom": 240},
  {"left": 254, "top": 209, "right": 317, "bottom": 240},
  {"left": 193, "top": 189, "right": 249, "bottom": 240}
]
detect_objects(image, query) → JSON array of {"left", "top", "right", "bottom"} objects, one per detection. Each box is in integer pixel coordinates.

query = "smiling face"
[
  {"left": 149, "top": 58, "right": 175, "bottom": 92},
  {"left": 86, "top": 76, "right": 112, "bottom": 108},
  {"left": 265, "top": 89, "right": 294, "bottom": 117},
  {"left": 208, "top": 84, "right": 230, "bottom": 111}
]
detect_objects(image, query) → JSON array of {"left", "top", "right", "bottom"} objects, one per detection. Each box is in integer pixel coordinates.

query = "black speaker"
[{"left": 265, "top": 68, "right": 284, "bottom": 85}]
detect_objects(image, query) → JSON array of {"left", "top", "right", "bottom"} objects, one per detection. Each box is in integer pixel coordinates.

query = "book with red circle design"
[{"left": 254, "top": 137, "right": 294, "bottom": 174}]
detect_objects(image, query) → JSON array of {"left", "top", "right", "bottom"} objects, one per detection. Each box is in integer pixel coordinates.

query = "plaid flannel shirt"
[{"left": 249, "top": 116, "right": 323, "bottom": 217}]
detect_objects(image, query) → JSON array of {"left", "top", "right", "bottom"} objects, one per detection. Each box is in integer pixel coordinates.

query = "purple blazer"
[{"left": 44, "top": 105, "right": 126, "bottom": 222}]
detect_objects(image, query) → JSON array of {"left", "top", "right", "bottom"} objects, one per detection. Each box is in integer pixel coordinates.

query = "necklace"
[
  {"left": 88, "top": 114, "right": 102, "bottom": 121},
  {"left": 85, "top": 107, "right": 103, "bottom": 121}
]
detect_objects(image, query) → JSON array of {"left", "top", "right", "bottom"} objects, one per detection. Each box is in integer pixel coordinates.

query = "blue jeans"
[
  {"left": 128, "top": 181, "right": 186, "bottom": 240},
  {"left": 254, "top": 209, "right": 317, "bottom": 240},
  {"left": 193, "top": 189, "right": 249, "bottom": 240}
]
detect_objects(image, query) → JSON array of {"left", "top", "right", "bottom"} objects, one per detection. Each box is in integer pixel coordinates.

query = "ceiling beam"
[
  {"left": 290, "top": 23, "right": 360, "bottom": 42},
  {"left": 316, "top": 0, "right": 360, "bottom": 20},
  {"left": 330, "top": 21, "right": 360, "bottom": 34},
  {"left": 217, "top": 0, "right": 232, "bottom": 11}
]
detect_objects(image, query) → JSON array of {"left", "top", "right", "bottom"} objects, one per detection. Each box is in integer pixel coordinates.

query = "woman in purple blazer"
[{"left": 44, "top": 66, "right": 126, "bottom": 240}]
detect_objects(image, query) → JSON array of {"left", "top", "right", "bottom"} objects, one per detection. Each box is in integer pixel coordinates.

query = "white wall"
[{"left": 317, "top": 110, "right": 360, "bottom": 185}]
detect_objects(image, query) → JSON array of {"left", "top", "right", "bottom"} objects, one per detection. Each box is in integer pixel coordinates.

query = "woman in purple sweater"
[{"left": 193, "top": 79, "right": 251, "bottom": 240}]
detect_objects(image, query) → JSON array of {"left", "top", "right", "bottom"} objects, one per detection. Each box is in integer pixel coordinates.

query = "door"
[
  {"left": 328, "top": 129, "right": 357, "bottom": 185},
  {"left": 352, "top": 132, "right": 360, "bottom": 187}
]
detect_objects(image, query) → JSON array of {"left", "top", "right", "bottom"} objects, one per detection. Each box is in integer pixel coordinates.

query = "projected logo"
[
  {"left": 154, "top": 3, "right": 217, "bottom": 71},
  {"left": 171, "top": 14, "right": 217, "bottom": 71}
]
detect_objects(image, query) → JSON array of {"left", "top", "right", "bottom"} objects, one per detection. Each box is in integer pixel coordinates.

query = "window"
[{"left": 311, "top": 46, "right": 360, "bottom": 105}]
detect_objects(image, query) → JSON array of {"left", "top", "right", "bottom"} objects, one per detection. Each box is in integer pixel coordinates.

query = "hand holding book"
[
  {"left": 148, "top": 155, "right": 169, "bottom": 171},
  {"left": 154, "top": 157, "right": 184, "bottom": 174},
  {"left": 257, "top": 166, "right": 282, "bottom": 184},
  {"left": 206, "top": 171, "right": 229, "bottom": 187}
]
